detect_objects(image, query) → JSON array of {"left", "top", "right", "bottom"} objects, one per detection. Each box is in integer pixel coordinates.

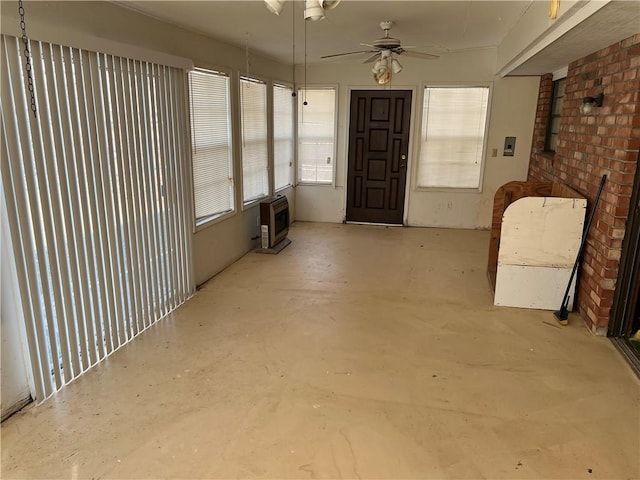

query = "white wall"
[
  {"left": 0, "top": 1, "right": 294, "bottom": 286},
  {"left": 296, "top": 49, "right": 540, "bottom": 229}
]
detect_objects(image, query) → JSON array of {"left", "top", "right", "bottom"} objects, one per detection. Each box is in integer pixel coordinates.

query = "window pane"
[
  {"left": 189, "top": 69, "right": 234, "bottom": 222},
  {"left": 298, "top": 88, "right": 336, "bottom": 184},
  {"left": 273, "top": 84, "right": 294, "bottom": 190},
  {"left": 240, "top": 77, "right": 269, "bottom": 202},
  {"left": 417, "top": 86, "right": 489, "bottom": 189},
  {"left": 546, "top": 78, "right": 565, "bottom": 152}
]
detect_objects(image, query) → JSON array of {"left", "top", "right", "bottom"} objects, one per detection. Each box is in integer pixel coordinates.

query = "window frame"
[
  {"left": 545, "top": 77, "right": 566, "bottom": 153},
  {"left": 188, "top": 67, "right": 236, "bottom": 231},
  {"left": 273, "top": 82, "right": 295, "bottom": 192},
  {"left": 239, "top": 74, "right": 270, "bottom": 208},
  {"left": 296, "top": 85, "right": 338, "bottom": 186},
  {"left": 414, "top": 83, "right": 492, "bottom": 193}
]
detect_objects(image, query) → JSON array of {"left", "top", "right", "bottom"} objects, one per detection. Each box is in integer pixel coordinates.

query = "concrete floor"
[{"left": 2, "top": 222, "right": 639, "bottom": 479}]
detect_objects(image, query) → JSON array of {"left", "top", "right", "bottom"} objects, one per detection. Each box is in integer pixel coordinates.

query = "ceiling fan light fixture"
[
  {"left": 264, "top": 0, "right": 286, "bottom": 15},
  {"left": 391, "top": 57, "right": 403, "bottom": 74},
  {"left": 304, "top": 0, "right": 326, "bottom": 21},
  {"left": 321, "top": 0, "right": 341, "bottom": 11},
  {"left": 372, "top": 59, "right": 382, "bottom": 74}
]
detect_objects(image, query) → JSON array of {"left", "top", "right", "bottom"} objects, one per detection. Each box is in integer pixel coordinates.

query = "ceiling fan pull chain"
[{"left": 18, "top": 0, "right": 37, "bottom": 118}]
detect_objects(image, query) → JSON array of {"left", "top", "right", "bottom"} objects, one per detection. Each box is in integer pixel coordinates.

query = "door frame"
[
  {"left": 608, "top": 149, "right": 640, "bottom": 377},
  {"left": 343, "top": 85, "right": 418, "bottom": 225}
]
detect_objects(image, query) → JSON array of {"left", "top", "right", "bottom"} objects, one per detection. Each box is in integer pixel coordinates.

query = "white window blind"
[
  {"left": 273, "top": 84, "right": 294, "bottom": 190},
  {"left": 417, "top": 86, "right": 490, "bottom": 189},
  {"left": 298, "top": 88, "right": 336, "bottom": 184},
  {"left": 240, "top": 77, "right": 268, "bottom": 203},
  {"left": 189, "top": 69, "right": 234, "bottom": 224},
  {"left": 0, "top": 34, "right": 194, "bottom": 402}
]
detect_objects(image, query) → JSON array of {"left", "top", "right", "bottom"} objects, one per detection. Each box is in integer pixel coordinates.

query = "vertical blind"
[
  {"left": 240, "top": 77, "right": 268, "bottom": 203},
  {"left": 417, "top": 86, "right": 489, "bottom": 189},
  {"left": 189, "top": 69, "right": 234, "bottom": 223},
  {"left": 0, "top": 35, "right": 194, "bottom": 402},
  {"left": 297, "top": 88, "right": 335, "bottom": 184},
  {"left": 273, "top": 84, "right": 294, "bottom": 190}
]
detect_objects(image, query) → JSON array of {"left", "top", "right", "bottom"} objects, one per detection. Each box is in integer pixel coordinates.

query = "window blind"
[
  {"left": 0, "top": 34, "right": 194, "bottom": 402},
  {"left": 417, "top": 86, "right": 489, "bottom": 189},
  {"left": 273, "top": 84, "right": 294, "bottom": 190},
  {"left": 240, "top": 77, "right": 268, "bottom": 203},
  {"left": 189, "top": 69, "right": 234, "bottom": 223},
  {"left": 297, "top": 88, "right": 336, "bottom": 184}
]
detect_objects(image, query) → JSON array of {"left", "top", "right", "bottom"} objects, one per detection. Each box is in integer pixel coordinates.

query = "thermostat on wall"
[{"left": 504, "top": 137, "right": 516, "bottom": 156}]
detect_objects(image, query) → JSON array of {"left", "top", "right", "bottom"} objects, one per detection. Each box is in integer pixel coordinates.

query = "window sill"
[
  {"left": 242, "top": 194, "right": 270, "bottom": 210},
  {"left": 194, "top": 209, "right": 236, "bottom": 233},
  {"left": 296, "top": 182, "right": 334, "bottom": 187},
  {"left": 275, "top": 184, "right": 293, "bottom": 193},
  {"left": 414, "top": 186, "right": 482, "bottom": 194}
]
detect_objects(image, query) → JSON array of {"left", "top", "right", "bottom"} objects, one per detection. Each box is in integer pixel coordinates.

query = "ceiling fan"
[{"left": 321, "top": 21, "right": 439, "bottom": 84}]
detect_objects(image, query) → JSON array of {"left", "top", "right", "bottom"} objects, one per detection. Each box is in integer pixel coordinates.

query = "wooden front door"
[{"left": 346, "top": 90, "right": 411, "bottom": 224}]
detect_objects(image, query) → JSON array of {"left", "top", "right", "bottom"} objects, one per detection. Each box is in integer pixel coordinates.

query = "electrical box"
[{"left": 504, "top": 137, "right": 516, "bottom": 156}]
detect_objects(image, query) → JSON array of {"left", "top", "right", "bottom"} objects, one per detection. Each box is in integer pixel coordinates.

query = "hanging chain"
[{"left": 18, "top": 0, "right": 37, "bottom": 118}]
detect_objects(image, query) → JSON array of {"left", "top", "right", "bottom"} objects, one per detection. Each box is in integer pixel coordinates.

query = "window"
[
  {"left": 417, "top": 86, "right": 490, "bottom": 189},
  {"left": 240, "top": 77, "right": 269, "bottom": 204},
  {"left": 188, "top": 68, "right": 234, "bottom": 224},
  {"left": 297, "top": 87, "right": 336, "bottom": 184},
  {"left": 1, "top": 34, "right": 194, "bottom": 401},
  {"left": 545, "top": 78, "right": 565, "bottom": 152},
  {"left": 273, "top": 84, "right": 294, "bottom": 190}
]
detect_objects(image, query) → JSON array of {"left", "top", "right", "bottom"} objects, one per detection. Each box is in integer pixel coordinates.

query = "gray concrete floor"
[{"left": 2, "top": 222, "right": 639, "bottom": 479}]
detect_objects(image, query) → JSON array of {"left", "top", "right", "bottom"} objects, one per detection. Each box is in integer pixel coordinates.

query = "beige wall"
[
  {"left": 296, "top": 49, "right": 540, "bottom": 228},
  {"left": 1, "top": 1, "right": 294, "bottom": 286}
]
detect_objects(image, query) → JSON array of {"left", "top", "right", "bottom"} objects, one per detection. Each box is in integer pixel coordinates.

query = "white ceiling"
[{"left": 119, "top": 0, "right": 640, "bottom": 74}]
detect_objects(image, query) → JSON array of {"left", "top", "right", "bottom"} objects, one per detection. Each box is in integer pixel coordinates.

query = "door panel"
[{"left": 346, "top": 90, "right": 411, "bottom": 224}]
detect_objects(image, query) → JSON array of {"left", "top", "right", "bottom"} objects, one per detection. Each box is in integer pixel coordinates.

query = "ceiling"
[{"left": 119, "top": 0, "right": 640, "bottom": 74}]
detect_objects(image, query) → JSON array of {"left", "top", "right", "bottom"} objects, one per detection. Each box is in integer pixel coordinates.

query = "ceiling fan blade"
[
  {"left": 321, "top": 50, "right": 376, "bottom": 59},
  {"left": 359, "top": 43, "right": 377, "bottom": 49},
  {"left": 362, "top": 53, "right": 380, "bottom": 64},
  {"left": 400, "top": 50, "right": 440, "bottom": 60}
]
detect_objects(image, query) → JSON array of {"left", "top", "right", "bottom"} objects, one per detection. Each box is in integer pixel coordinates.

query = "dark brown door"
[{"left": 346, "top": 90, "right": 411, "bottom": 224}]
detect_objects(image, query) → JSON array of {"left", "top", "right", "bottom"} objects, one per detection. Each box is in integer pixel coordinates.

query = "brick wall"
[{"left": 528, "top": 34, "right": 640, "bottom": 334}]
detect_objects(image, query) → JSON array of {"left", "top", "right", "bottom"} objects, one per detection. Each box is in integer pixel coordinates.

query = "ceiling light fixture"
[
  {"left": 264, "top": 0, "right": 341, "bottom": 21},
  {"left": 391, "top": 57, "right": 403, "bottom": 74},
  {"left": 264, "top": 0, "right": 286, "bottom": 15},
  {"left": 304, "top": 0, "right": 325, "bottom": 21},
  {"left": 580, "top": 93, "right": 604, "bottom": 115}
]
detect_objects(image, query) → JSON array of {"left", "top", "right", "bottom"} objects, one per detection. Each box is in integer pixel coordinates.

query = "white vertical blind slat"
[
  {"left": 115, "top": 56, "right": 139, "bottom": 339},
  {"left": 139, "top": 60, "right": 162, "bottom": 323},
  {"left": 75, "top": 48, "right": 105, "bottom": 364},
  {"left": 156, "top": 65, "right": 176, "bottom": 308},
  {"left": 89, "top": 51, "right": 118, "bottom": 354},
  {"left": 132, "top": 59, "right": 155, "bottom": 329},
  {"left": 47, "top": 43, "right": 83, "bottom": 378},
  {"left": 122, "top": 57, "right": 145, "bottom": 336},
  {"left": 104, "top": 53, "right": 131, "bottom": 345},
  {"left": 82, "top": 50, "right": 112, "bottom": 358},
  {"left": 148, "top": 63, "right": 169, "bottom": 316},
  {"left": 29, "top": 41, "right": 68, "bottom": 390},
  {"left": 0, "top": 36, "right": 48, "bottom": 399},
  {"left": 174, "top": 69, "right": 190, "bottom": 298},
  {"left": 61, "top": 46, "right": 93, "bottom": 369}
]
